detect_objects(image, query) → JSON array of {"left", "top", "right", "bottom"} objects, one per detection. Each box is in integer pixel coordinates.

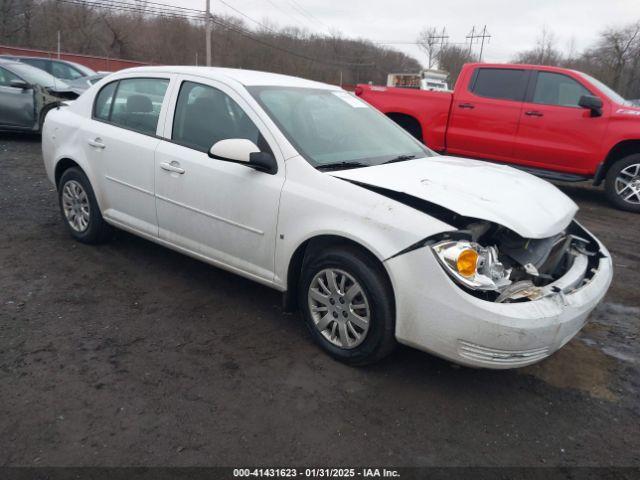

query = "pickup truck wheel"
[
  {"left": 604, "top": 155, "right": 640, "bottom": 213},
  {"left": 58, "top": 167, "right": 113, "bottom": 244},
  {"left": 299, "top": 246, "right": 396, "bottom": 365}
]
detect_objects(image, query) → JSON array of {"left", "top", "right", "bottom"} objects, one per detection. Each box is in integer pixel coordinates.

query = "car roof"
[{"left": 119, "top": 66, "right": 338, "bottom": 90}]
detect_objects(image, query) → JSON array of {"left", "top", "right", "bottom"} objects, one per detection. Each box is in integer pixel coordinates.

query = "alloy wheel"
[
  {"left": 307, "top": 268, "right": 371, "bottom": 349},
  {"left": 615, "top": 163, "right": 640, "bottom": 205},
  {"left": 62, "top": 180, "right": 91, "bottom": 232}
]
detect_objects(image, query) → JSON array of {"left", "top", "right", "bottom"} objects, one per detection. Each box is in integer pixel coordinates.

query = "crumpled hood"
[{"left": 330, "top": 156, "right": 578, "bottom": 239}]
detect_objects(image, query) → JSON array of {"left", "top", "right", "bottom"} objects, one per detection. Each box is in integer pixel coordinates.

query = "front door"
[
  {"left": 0, "top": 66, "right": 35, "bottom": 129},
  {"left": 446, "top": 67, "right": 529, "bottom": 163},
  {"left": 81, "top": 76, "right": 172, "bottom": 236},
  {"left": 155, "top": 78, "right": 285, "bottom": 282},
  {"left": 513, "top": 70, "right": 608, "bottom": 174}
]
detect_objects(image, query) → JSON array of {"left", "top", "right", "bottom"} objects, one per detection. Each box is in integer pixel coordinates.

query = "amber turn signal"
[{"left": 456, "top": 249, "right": 479, "bottom": 277}]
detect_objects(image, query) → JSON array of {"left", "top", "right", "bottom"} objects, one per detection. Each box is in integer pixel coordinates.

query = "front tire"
[
  {"left": 299, "top": 246, "right": 396, "bottom": 365},
  {"left": 604, "top": 155, "right": 640, "bottom": 213},
  {"left": 58, "top": 167, "right": 113, "bottom": 244}
]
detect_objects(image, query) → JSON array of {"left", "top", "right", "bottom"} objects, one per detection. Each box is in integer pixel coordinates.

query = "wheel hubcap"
[
  {"left": 615, "top": 163, "right": 640, "bottom": 205},
  {"left": 307, "top": 268, "right": 370, "bottom": 349},
  {"left": 62, "top": 180, "right": 90, "bottom": 232}
]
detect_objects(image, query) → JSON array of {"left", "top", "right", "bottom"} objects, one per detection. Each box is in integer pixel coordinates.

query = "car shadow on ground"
[
  {"left": 0, "top": 131, "right": 41, "bottom": 143},
  {"left": 554, "top": 181, "right": 610, "bottom": 208},
  {"left": 105, "top": 228, "right": 606, "bottom": 403}
]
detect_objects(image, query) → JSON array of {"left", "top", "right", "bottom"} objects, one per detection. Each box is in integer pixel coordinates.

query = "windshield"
[
  {"left": 9, "top": 63, "right": 61, "bottom": 88},
  {"left": 249, "top": 86, "right": 432, "bottom": 168},
  {"left": 578, "top": 72, "right": 631, "bottom": 106}
]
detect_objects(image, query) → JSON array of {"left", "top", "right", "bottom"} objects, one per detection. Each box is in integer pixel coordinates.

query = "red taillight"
[{"left": 354, "top": 86, "right": 363, "bottom": 96}]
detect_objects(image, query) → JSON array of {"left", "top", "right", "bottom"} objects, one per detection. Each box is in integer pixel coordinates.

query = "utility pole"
[
  {"left": 478, "top": 25, "right": 491, "bottom": 62},
  {"left": 205, "top": 0, "right": 213, "bottom": 66},
  {"left": 57, "top": 31, "right": 61, "bottom": 59},
  {"left": 466, "top": 25, "right": 476, "bottom": 56},
  {"left": 421, "top": 28, "right": 449, "bottom": 69}
]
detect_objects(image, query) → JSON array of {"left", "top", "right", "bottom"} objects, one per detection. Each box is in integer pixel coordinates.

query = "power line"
[
  {"left": 58, "top": 0, "right": 374, "bottom": 68},
  {"left": 287, "top": 0, "right": 331, "bottom": 32},
  {"left": 58, "top": 0, "right": 205, "bottom": 20},
  {"left": 264, "top": 0, "right": 310, "bottom": 30},
  {"left": 282, "top": 0, "right": 326, "bottom": 34},
  {"left": 217, "top": 0, "right": 279, "bottom": 34},
  {"left": 211, "top": 16, "right": 374, "bottom": 67}
]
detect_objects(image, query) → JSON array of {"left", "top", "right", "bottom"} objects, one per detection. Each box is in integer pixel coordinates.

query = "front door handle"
[
  {"left": 87, "top": 138, "right": 106, "bottom": 149},
  {"left": 525, "top": 110, "right": 544, "bottom": 117},
  {"left": 458, "top": 103, "right": 475, "bottom": 109},
  {"left": 160, "top": 161, "right": 185, "bottom": 174}
]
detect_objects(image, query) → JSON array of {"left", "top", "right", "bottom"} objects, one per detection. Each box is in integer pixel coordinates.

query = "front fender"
[{"left": 273, "top": 157, "right": 454, "bottom": 288}]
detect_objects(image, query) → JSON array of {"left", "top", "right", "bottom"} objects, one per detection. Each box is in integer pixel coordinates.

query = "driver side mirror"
[
  {"left": 208, "top": 139, "right": 278, "bottom": 174},
  {"left": 9, "top": 79, "right": 30, "bottom": 90},
  {"left": 578, "top": 95, "right": 603, "bottom": 117}
]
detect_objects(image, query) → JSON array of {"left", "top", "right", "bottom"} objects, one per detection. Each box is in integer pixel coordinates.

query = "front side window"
[
  {"left": 94, "top": 77, "right": 169, "bottom": 135},
  {"left": 471, "top": 68, "right": 527, "bottom": 101},
  {"left": 532, "top": 72, "right": 591, "bottom": 107},
  {"left": 51, "top": 61, "right": 84, "bottom": 81},
  {"left": 0, "top": 66, "right": 20, "bottom": 87},
  {"left": 249, "top": 86, "right": 430, "bottom": 167},
  {"left": 172, "top": 81, "right": 264, "bottom": 152},
  {"left": 8, "top": 63, "right": 57, "bottom": 87}
]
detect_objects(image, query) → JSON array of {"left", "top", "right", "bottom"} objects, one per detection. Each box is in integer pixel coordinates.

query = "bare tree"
[
  {"left": 416, "top": 27, "right": 441, "bottom": 69},
  {"left": 514, "top": 27, "right": 563, "bottom": 65},
  {"left": 594, "top": 22, "right": 640, "bottom": 92},
  {"left": 438, "top": 44, "right": 474, "bottom": 87}
]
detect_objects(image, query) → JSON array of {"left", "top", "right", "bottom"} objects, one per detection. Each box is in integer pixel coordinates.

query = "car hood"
[{"left": 329, "top": 156, "right": 578, "bottom": 239}]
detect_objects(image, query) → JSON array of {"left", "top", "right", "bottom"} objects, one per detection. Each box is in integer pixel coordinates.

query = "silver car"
[{"left": 0, "top": 59, "right": 79, "bottom": 133}]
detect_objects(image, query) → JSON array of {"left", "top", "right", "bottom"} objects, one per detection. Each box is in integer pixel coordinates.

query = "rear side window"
[
  {"left": 93, "top": 77, "right": 169, "bottom": 136},
  {"left": 172, "top": 81, "right": 263, "bottom": 152},
  {"left": 94, "top": 81, "right": 117, "bottom": 121},
  {"left": 20, "top": 58, "right": 49, "bottom": 72},
  {"left": 532, "top": 71, "right": 591, "bottom": 107},
  {"left": 471, "top": 68, "right": 527, "bottom": 101}
]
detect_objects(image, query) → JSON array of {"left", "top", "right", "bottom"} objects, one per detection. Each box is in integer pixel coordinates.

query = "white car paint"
[
  {"left": 330, "top": 156, "right": 578, "bottom": 239},
  {"left": 42, "top": 66, "right": 612, "bottom": 368}
]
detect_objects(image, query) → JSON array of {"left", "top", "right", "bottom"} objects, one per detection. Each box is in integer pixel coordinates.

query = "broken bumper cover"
[{"left": 385, "top": 240, "right": 613, "bottom": 369}]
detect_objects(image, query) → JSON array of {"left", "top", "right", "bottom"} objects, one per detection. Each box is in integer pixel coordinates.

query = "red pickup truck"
[{"left": 356, "top": 63, "right": 640, "bottom": 212}]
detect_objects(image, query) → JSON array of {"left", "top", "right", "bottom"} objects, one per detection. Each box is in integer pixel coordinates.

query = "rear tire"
[
  {"left": 58, "top": 167, "right": 113, "bottom": 244},
  {"left": 604, "top": 155, "right": 640, "bottom": 213},
  {"left": 299, "top": 246, "right": 396, "bottom": 365}
]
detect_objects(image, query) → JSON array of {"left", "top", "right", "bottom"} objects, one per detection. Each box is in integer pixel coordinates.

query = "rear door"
[
  {"left": 0, "top": 66, "right": 35, "bottom": 129},
  {"left": 446, "top": 67, "right": 529, "bottom": 162},
  {"left": 513, "top": 70, "right": 608, "bottom": 174},
  {"left": 81, "top": 75, "right": 173, "bottom": 236}
]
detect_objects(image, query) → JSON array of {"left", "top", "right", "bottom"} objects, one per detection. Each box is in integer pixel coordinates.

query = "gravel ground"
[{"left": 1, "top": 133, "right": 639, "bottom": 467}]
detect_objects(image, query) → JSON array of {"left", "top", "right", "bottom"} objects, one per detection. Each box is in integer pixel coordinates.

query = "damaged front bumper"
[{"left": 385, "top": 233, "right": 613, "bottom": 369}]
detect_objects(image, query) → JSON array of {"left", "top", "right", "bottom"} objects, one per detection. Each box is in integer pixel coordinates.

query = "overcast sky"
[{"left": 174, "top": 0, "right": 639, "bottom": 66}]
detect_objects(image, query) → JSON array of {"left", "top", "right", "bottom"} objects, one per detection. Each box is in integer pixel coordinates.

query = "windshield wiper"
[
  {"left": 316, "top": 161, "right": 369, "bottom": 171},
  {"left": 382, "top": 154, "right": 417, "bottom": 165}
]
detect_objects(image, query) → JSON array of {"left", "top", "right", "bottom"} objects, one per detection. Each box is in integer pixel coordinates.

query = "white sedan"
[{"left": 42, "top": 66, "right": 613, "bottom": 368}]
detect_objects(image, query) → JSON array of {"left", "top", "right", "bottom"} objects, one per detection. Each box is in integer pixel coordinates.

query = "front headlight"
[{"left": 432, "top": 240, "right": 512, "bottom": 291}]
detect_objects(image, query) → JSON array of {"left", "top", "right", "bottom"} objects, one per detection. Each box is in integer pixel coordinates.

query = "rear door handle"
[
  {"left": 87, "top": 138, "right": 106, "bottom": 149},
  {"left": 525, "top": 110, "right": 544, "bottom": 117},
  {"left": 458, "top": 103, "right": 475, "bottom": 109},
  {"left": 160, "top": 161, "right": 185, "bottom": 174}
]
